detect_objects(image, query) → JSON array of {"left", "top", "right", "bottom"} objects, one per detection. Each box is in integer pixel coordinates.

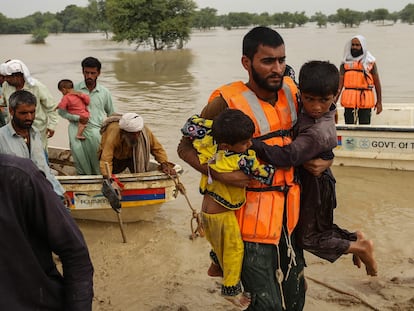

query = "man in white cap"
[
  {"left": 336, "top": 35, "right": 382, "bottom": 124},
  {"left": 98, "top": 112, "right": 176, "bottom": 177},
  {"left": 1, "top": 59, "right": 59, "bottom": 149}
]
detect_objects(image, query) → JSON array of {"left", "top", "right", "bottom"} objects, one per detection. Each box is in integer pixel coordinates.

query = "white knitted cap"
[{"left": 119, "top": 113, "right": 144, "bottom": 132}]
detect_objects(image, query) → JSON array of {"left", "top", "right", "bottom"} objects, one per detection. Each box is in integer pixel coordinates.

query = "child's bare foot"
[
  {"left": 359, "top": 239, "right": 378, "bottom": 276},
  {"left": 224, "top": 292, "right": 251, "bottom": 310},
  {"left": 352, "top": 254, "right": 362, "bottom": 268},
  {"left": 353, "top": 231, "right": 378, "bottom": 276},
  {"left": 352, "top": 232, "right": 364, "bottom": 268},
  {"left": 76, "top": 135, "right": 86, "bottom": 140},
  {"left": 207, "top": 262, "right": 223, "bottom": 277}
]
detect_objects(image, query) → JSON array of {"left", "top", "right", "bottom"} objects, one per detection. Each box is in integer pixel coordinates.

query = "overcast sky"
[{"left": 0, "top": 0, "right": 412, "bottom": 18}]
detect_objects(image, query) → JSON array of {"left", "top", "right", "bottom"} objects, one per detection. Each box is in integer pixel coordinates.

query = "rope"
[
  {"left": 306, "top": 275, "right": 379, "bottom": 311},
  {"left": 283, "top": 232, "right": 296, "bottom": 281},
  {"left": 168, "top": 173, "right": 205, "bottom": 240},
  {"left": 275, "top": 245, "right": 286, "bottom": 310}
]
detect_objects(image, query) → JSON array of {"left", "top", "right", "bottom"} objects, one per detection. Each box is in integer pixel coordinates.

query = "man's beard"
[
  {"left": 251, "top": 65, "right": 283, "bottom": 93},
  {"left": 85, "top": 78, "right": 96, "bottom": 87},
  {"left": 12, "top": 116, "right": 32, "bottom": 129},
  {"left": 121, "top": 132, "right": 138, "bottom": 147},
  {"left": 351, "top": 48, "right": 363, "bottom": 57}
]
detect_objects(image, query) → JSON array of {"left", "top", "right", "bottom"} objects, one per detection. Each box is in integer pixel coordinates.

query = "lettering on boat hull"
[
  {"left": 337, "top": 135, "right": 414, "bottom": 153},
  {"left": 66, "top": 188, "right": 168, "bottom": 210}
]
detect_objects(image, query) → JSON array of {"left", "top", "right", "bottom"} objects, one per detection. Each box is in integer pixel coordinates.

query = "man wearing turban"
[
  {"left": 336, "top": 35, "right": 382, "bottom": 124},
  {"left": 1, "top": 59, "right": 59, "bottom": 150},
  {"left": 98, "top": 112, "right": 176, "bottom": 177}
]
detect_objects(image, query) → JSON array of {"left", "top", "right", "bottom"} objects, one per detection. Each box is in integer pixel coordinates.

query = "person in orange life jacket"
[
  {"left": 336, "top": 35, "right": 382, "bottom": 124},
  {"left": 177, "top": 26, "right": 332, "bottom": 311},
  {"left": 252, "top": 60, "right": 378, "bottom": 277}
]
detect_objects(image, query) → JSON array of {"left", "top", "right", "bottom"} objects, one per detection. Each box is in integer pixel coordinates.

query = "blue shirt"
[{"left": 0, "top": 123, "right": 65, "bottom": 196}]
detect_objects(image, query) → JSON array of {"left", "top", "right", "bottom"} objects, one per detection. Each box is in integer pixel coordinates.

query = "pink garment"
[{"left": 58, "top": 93, "right": 90, "bottom": 118}]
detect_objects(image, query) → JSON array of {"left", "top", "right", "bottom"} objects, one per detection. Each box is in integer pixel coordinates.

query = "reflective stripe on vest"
[{"left": 241, "top": 82, "right": 297, "bottom": 133}]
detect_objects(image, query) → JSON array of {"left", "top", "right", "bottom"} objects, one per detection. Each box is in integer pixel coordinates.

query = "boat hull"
[
  {"left": 49, "top": 147, "right": 182, "bottom": 222},
  {"left": 335, "top": 125, "right": 414, "bottom": 171}
]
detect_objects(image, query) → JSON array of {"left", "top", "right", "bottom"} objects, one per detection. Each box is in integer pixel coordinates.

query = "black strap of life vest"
[
  {"left": 255, "top": 129, "right": 292, "bottom": 141},
  {"left": 344, "top": 87, "right": 373, "bottom": 91},
  {"left": 246, "top": 185, "right": 289, "bottom": 193},
  {"left": 344, "top": 68, "right": 363, "bottom": 73}
]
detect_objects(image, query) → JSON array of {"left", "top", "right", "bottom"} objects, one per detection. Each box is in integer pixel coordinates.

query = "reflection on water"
[
  {"left": 111, "top": 49, "right": 196, "bottom": 123},
  {"left": 114, "top": 50, "right": 194, "bottom": 84},
  {"left": 107, "top": 49, "right": 197, "bottom": 148}
]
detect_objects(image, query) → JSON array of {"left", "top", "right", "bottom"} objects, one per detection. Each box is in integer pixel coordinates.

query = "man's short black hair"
[
  {"left": 81, "top": 57, "right": 102, "bottom": 71},
  {"left": 243, "top": 26, "right": 284, "bottom": 60}
]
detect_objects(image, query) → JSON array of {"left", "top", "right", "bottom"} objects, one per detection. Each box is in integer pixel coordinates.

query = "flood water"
[{"left": 1, "top": 22, "right": 413, "bottom": 289}]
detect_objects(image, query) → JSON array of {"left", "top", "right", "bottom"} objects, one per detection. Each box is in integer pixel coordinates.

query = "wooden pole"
[
  {"left": 116, "top": 212, "right": 127, "bottom": 243},
  {"left": 104, "top": 162, "right": 127, "bottom": 243}
]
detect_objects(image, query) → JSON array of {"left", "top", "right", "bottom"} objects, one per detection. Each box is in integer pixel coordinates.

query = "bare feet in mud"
[
  {"left": 351, "top": 231, "right": 378, "bottom": 276},
  {"left": 224, "top": 292, "right": 251, "bottom": 310},
  {"left": 207, "top": 262, "right": 223, "bottom": 277}
]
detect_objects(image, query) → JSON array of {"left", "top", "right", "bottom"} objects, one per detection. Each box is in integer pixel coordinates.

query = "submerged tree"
[
  {"left": 106, "top": 0, "right": 196, "bottom": 50},
  {"left": 30, "top": 28, "right": 48, "bottom": 44}
]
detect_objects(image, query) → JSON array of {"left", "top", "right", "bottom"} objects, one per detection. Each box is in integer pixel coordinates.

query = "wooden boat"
[
  {"left": 334, "top": 104, "right": 414, "bottom": 171},
  {"left": 48, "top": 146, "right": 184, "bottom": 222}
]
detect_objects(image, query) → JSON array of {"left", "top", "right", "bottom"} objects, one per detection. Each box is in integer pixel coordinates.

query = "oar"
[{"left": 102, "top": 162, "right": 127, "bottom": 243}]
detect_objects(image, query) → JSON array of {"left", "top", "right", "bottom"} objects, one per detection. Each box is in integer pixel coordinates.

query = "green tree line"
[{"left": 1, "top": 1, "right": 414, "bottom": 48}]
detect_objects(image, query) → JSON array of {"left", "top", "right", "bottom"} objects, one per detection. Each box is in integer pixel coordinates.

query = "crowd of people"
[
  {"left": 0, "top": 27, "right": 380, "bottom": 310},
  {"left": 0, "top": 57, "right": 176, "bottom": 310}
]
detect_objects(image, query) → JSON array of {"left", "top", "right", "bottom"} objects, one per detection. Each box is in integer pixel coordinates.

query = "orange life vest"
[
  {"left": 340, "top": 61, "right": 376, "bottom": 109},
  {"left": 208, "top": 78, "right": 300, "bottom": 245}
]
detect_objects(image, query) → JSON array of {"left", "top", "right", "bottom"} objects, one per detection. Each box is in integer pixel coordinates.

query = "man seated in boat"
[
  {"left": 0, "top": 90, "right": 71, "bottom": 206},
  {"left": 98, "top": 112, "right": 176, "bottom": 177}
]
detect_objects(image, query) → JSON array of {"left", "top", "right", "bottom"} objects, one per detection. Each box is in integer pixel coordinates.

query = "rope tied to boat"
[{"left": 168, "top": 173, "right": 205, "bottom": 240}]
